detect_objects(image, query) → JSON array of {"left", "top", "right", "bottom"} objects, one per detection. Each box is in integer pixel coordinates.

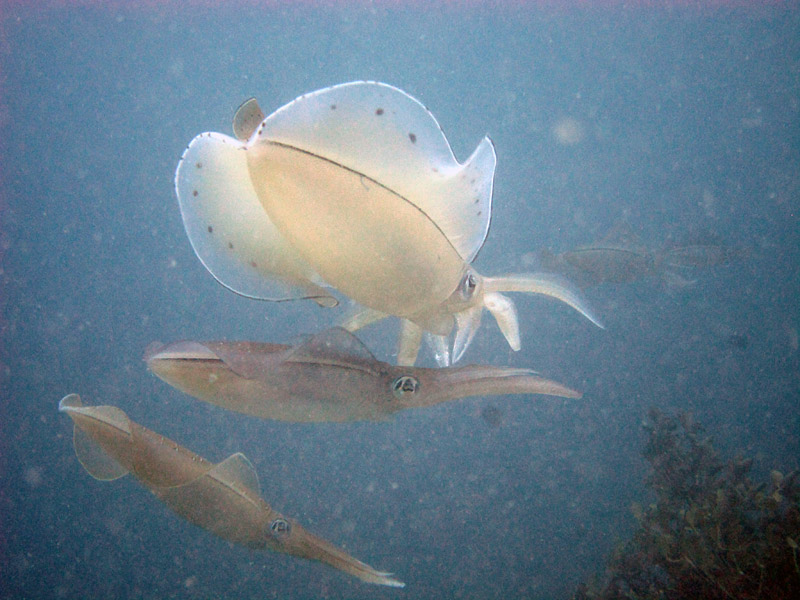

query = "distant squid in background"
[
  {"left": 175, "top": 81, "right": 603, "bottom": 366},
  {"left": 58, "top": 394, "right": 404, "bottom": 588},
  {"left": 535, "top": 223, "right": 749, "bottom": 290},
  {"left": 145, "top": 328, "right": 582, "bottom": 424},
  {"left": 656, "top": 230, "right": 750, "bottom": 272},
  {"left": 536, "top": 222, "right": 656, "bottom": 288}
]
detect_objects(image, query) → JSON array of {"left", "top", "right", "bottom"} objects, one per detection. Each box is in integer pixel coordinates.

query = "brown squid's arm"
[{"left": 421, "top": 365, "right": 582, "bottom": 407}]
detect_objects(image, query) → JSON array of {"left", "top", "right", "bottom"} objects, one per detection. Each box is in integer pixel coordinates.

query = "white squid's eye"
[{"left": 459, "top": 272, "right": 478, "bottom": 301}]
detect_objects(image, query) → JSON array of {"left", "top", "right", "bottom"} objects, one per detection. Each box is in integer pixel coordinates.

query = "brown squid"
[
  {"left": 146, "top": 328, "right": 581, "bottom": 423},
  {"left": 58, "top": 394, "right": 404, "bottom": 587}
]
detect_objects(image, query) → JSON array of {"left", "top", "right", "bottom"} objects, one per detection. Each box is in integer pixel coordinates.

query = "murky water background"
[{"left": 1, "top": 3, "right": 797, "bottom": 598}]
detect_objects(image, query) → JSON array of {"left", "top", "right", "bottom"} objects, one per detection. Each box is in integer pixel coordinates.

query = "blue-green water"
[{"left": 1, "top": 3, "right": 798, "bottom": 598}]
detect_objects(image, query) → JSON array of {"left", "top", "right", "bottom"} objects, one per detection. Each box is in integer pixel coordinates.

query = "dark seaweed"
[{"left": 573, "top": 409, "right": 800, "bottom": 600}]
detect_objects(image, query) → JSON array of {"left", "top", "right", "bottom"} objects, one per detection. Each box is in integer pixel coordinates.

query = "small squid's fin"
[
  {"left": 58, "top": 394, "right": 129, "bottom": 481},
  {"left": 72, "top": 427, "right": 130, "bottom": 481},
  {"left": 232, "top": 98, "right": 265, "bottom": 142},
  {"left": 286, "top": 327, "right": 377, "bottom": 365},
  {"left": 155, "top": 452, "right": 264, "bottom": 546},
  {"left": 210, "top": 452, "right": 261, "bottom": 497}
]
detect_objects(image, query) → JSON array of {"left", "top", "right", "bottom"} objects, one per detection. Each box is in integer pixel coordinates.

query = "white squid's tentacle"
[{"left": 484, "top": 272, "right": 605, "bottom": 329}]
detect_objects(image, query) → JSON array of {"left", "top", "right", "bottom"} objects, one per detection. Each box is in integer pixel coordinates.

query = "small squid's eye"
[
  {"left": 460, "top": 272, "right": 478, "bottom": 300},
  {"left": 391, "top": 375, "right": 420, "bottom": 399},
  {"left": 268, "top": 518, "right": 292, "bottom": 539}
]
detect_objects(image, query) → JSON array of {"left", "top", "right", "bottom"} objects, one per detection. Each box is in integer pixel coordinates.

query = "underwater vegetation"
[{"left": 573, "top": 408, "right": 800, "bottom": 600}]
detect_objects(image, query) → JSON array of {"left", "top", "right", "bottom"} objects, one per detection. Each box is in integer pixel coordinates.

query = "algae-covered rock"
[{"left": 572, "top": 408, "right": 799, "bottom": 600}]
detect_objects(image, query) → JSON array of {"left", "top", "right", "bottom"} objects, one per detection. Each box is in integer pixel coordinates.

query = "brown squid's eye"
[
  {"left": 268, "top": 518, "right": 292, "bottom": 540},
  {"left": 391, "top": 375, "right": 420, "bottom": 400}
]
